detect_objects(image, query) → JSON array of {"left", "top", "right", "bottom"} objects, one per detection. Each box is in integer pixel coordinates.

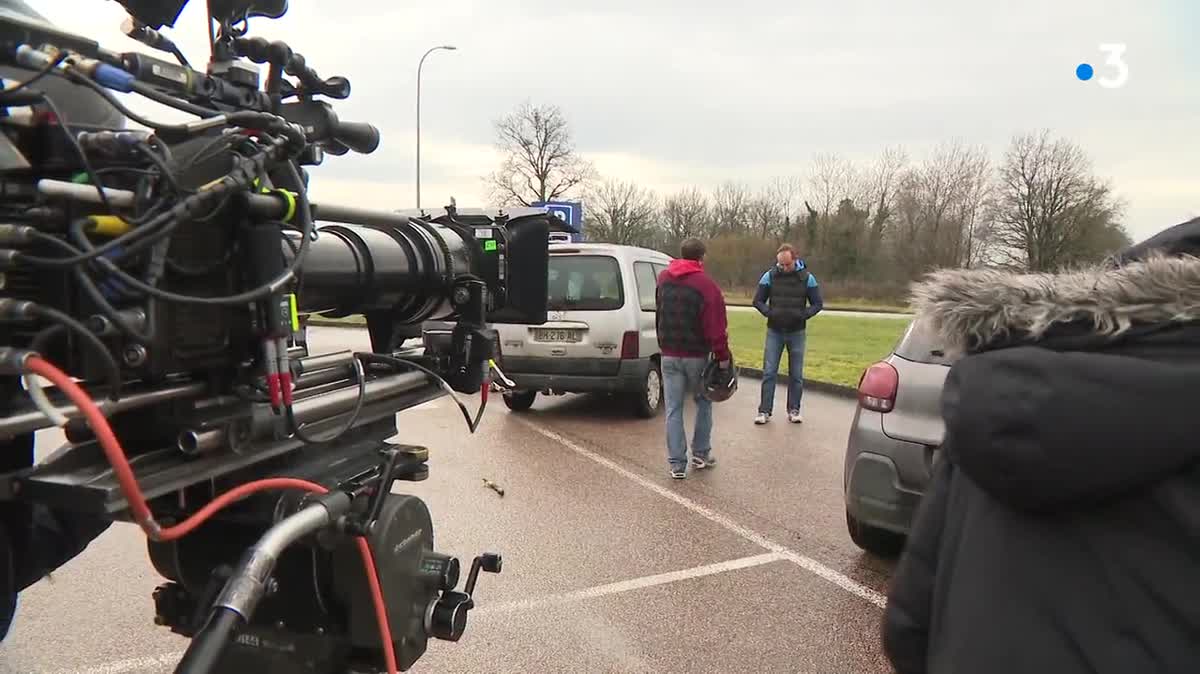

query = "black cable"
[
  {"left": 84, "top": 161, "right": 315, "bottom": 306},
  {"left": 0, "top": 51, "right": 67, "bottom": 99},
  {"left": 169, "top": 45, "right": 190, "bottom": 69},
  {"left": 93, "top": 167, "right": 161, "bottom": 179},
  {"left": 32, "top": 228, "right": 154, "bottom": 343},
  {"left": 18, "top": 136, "right": 290, "bottom": 268},
  {"left": 286, "top": 357, "right": 368, "bottom": 444},
  {"left": 36, "top": 94, "right": 113, "bottom": 213},
  {"left": 24, "top": 304, "right": 122, "bottom": 400},
  {"left": 149, "top": 135, "right": 174, "bottom": 163},
  {"left": 30, "top": 324, "right": 65, "bottom": 355},
  {"left": 59, "top": 70, "right": 191, "bottom": 134},
  {"left": 175, "top": 606, "right": 240, "bottom": 674},
  {"left": 167, "top": 245, "right": 236, "bottom": 276},
  {"left": 130, "top": 81, "right": 219, "bottom": 119},
  {"left": 355, "top": 353, "right": 488, "bottom": 433},
  {"left": 133, "top": 141, "right": 183, "bottom": 195}
]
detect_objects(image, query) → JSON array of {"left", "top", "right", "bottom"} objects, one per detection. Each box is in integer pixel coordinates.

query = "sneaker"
[
  {"left": 690, "top": 454, "right": 717, "bottom": 469},
  {"left": 754, "top": 413, "right": 770, "bottom": 425},
  {"left": 670, "top": 467, "right": 687, "bottom": 480},
  {"left": 788, "top": 410, "right": 804, "bottom": 424}
]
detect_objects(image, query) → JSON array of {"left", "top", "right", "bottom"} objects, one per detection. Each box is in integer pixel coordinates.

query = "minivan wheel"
[
  {"left": 846, "top": 510, "right": 905, "bottom": 558},
  {"left": 502, "top": 390, "right": 537, "bottom": 412},
  {"left": 632, "top": 361, "right": 663, "bottom": 418}
]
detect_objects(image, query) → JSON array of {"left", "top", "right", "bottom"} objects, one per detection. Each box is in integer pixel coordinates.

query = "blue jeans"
[
  {"left": 662, "top": 356, "right": 713, "bottom": 470},
  {"left": 759, "top": 328, "right": 807, "bottom": 415}
]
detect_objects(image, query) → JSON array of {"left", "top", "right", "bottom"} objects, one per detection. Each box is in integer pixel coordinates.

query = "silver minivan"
[{"left": 494, "top": 243, "right": 673, "bottom": 417}]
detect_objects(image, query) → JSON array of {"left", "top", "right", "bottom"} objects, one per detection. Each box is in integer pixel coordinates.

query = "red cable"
[{"left": 23, "top": 355, "right": 400, "bottom": 674}]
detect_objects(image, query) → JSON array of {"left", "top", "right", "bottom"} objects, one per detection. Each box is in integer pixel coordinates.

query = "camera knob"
[
  {"left": 426, "top": 592, "right": 472, "bottom": 642},
  {"left": 422, "top": 552, "right": 460, "bottom": 592}
]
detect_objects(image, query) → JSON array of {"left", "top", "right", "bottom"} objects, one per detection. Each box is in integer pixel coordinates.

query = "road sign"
[{"left": 531, "top": 201, "right": 583, "bottom": 230}]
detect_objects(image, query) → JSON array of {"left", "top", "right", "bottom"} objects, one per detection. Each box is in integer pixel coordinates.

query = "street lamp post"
[{"left": 416, "top": 45, "right": 457, "bottom": 211}]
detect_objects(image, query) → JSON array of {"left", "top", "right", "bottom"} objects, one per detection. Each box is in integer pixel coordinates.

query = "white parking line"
[
  {"left": 477, "top": 552, "right": 787, "bottom": 615},
  {"left": 514, "top": 418, "right": 888, "bottom": 609},
  {"left": 60, "top": 652, "right": 181, "bottom": 674},
  {"left": 62, "top": 555, "right": 786, "bottom": 674}
]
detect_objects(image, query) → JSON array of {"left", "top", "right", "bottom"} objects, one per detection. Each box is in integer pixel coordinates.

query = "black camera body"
[{"left": 0, "top": 2, "right": 549, "bottom": 672}]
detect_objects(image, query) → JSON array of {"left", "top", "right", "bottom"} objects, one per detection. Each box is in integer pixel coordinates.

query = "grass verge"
[
  {"left": 305, "top": 312, "right": 911, "bottom": 390},
  {"left": 727, "top": 312, "right": 910, "bottom": 389},
  {"left": 722, "top": 293, "right": 911, "bottom": 314}
]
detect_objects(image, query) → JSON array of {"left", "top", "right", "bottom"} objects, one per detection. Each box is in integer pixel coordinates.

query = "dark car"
[{"left": 843, "top": 317, "right": 957, "bottom": 556}]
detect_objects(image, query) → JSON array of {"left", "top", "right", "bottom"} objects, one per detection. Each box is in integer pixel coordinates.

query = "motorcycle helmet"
[{"left": 701, "top": 355, "right": 737, "bottom": 402}]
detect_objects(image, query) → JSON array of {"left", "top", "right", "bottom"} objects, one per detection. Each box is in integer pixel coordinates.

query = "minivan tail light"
[
  {"left": 858, "top": 361, "right": 898, "bottom": 412},
  {"left": 620, "top": 331, "right": 639, "bottom": 359}
]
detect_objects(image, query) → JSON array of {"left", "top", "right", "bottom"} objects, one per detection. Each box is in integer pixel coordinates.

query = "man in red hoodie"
[{"left": 655, "top": 238, "right": 732, "bottom": 479}]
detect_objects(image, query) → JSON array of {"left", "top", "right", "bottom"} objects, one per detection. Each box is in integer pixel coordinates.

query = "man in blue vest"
[{"left": 752, "top": 244, "right": 823, "bottom": 425}]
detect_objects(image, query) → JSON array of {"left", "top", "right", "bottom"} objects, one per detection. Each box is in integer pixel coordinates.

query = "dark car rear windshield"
[
  {"left": 894, "top": 318, "right": 956, "bottom": 366},
  {"left": 547, "top": 255, "right": 624, "bottom": 311}
]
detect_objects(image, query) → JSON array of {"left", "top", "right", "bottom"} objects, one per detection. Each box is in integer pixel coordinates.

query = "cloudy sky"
[{"left": 31, "top": 0, "right": 1200, "bottom": 244}]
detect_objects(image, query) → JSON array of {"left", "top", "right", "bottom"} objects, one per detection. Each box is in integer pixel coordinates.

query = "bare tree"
[
  {"left": 661, "top": 188, "right": 710, "bottom": 248},
  {"left": 583, "top": 178, "right": 660, "bottom": 247},
  {"left": 484, "top": 102, "right": 596, "bottom": 206},
  {"left": 860, "top": 147, "right": 908, "bottom": 256},
  {"left": 711, "top": 181, "right": 751, "bottom": 235},
  {"left": 954, "top": 148, "right": 996, "bottom": 269},
  {"left": 767, "top": 176, "right": 804, "bottom": 239},
  {"left": 807, "top": 153, "right": 857, "bottom": 215},
  {"left": 887, "top": 140, "right": 993, "bottom": 271},
  {"left": 748, "top": 189, "right": 785, "bottom": 239},
  {"left": 991, "top": 131, "right": 1127, "bottom": 271}
]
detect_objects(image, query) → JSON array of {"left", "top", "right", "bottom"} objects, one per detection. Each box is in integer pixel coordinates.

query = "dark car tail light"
[
  {"left": 858, "top": 361, "right": 898, "bottom": 412},
  {"left": 620, "top": 331, "right": 639, "bottom": 359}
]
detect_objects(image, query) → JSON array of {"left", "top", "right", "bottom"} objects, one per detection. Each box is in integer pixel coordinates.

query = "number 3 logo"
[{"left": 1097, "top": 43, "right": 1129, "bottom": 89}]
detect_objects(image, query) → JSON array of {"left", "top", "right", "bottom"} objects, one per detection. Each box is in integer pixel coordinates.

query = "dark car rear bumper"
[
  {"left": 844, "top": 410, "right": 931, "bottom": 536},
  {"left": 845, "top": 452, "right": 924, "bottom": 535},
  {"left": 503, "top": 356, "right": 652, "bottom": 394}
]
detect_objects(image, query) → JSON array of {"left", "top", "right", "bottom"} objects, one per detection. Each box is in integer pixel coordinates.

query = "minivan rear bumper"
[
  {"left": 844, "top": 410, "right": 929, "bottom": 536},
  {"left": 502, "top": 356, "right": 651, "bottom": 394}
]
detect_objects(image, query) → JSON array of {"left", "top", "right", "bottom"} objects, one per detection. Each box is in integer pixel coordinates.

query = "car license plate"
[{"left": 533, "top": 328, "right": 582, "bottom": 343}]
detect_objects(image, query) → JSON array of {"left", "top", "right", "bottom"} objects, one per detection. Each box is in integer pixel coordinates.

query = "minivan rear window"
[
  {"left": 893, "top": 317, "right": 956, "bottom": 366},
  {"left": 547, "top": 255, "right": 624, "bottom": 311}
]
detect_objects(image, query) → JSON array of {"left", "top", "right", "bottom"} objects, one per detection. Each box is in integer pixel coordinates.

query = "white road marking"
[
  {"left": 57, "top": 652, "right": 181, "bottom": 674},
  {"left": 514, "top": 418, "right": 888, "bottom": 609},
  {"left": 476, "top": 552, "right": 786, "bottom": 615},
  {"left": 61, "top": 555, "right": 786, "bottom": 674}
]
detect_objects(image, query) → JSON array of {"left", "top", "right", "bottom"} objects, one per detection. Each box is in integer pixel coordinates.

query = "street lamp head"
[{"left": 442, "top": 45, "right": 457, "bottom": 50}]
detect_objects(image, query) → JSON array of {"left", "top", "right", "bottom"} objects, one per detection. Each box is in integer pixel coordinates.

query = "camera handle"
[{"left": 174, "top": 492, "right": 353, "bottom": 674}]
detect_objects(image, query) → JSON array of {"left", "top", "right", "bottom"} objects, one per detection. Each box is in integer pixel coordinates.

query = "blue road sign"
[{"left": 532, "top": 201, "right": 583, "bottom": 230}]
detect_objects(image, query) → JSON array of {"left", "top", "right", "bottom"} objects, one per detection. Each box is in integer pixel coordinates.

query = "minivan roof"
[{"left": 549, "top": 242, "right": 673, "bottom": 261}]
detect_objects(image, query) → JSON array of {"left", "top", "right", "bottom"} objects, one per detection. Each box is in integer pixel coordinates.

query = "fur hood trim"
[{"left": 909, "top": 254, "right": 1200, "bottom": 356}]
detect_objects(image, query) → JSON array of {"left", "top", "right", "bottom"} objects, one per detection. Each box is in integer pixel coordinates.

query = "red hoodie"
[{"left": 656, "top": 258, "right": 731, "bottom": 361}]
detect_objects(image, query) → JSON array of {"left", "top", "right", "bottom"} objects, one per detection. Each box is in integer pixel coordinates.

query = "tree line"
[{"left": 483, "top": 102, "right": 1132, "bottom": 301}]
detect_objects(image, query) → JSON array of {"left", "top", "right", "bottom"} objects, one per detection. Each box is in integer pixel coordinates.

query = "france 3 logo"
[{"left": 1076, "top": 44, "right": 1128, "bottom": 88}]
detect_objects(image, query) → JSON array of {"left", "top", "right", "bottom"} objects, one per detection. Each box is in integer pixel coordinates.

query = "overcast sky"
[{"left": 32, "top": 0, "right": 1200, "bottom": 244}]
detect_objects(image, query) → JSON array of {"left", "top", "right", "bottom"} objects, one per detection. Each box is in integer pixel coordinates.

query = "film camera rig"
[{"left": 0, "top": 1, "right": 551, "bottom": 672}]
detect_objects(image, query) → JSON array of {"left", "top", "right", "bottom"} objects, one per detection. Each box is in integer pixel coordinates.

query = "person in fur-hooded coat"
[{"left": 881, "top": 217, "right": 1200, "bottom": 674}]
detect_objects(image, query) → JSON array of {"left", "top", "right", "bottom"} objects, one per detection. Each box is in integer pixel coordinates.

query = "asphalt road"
[{"left": 0, "top": 326, "right": 898, "bottom": 674}]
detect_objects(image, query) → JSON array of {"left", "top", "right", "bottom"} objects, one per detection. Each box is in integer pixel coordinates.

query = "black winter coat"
[{"left": 883, "top": 217, "right": 1200, "bottom": 674}]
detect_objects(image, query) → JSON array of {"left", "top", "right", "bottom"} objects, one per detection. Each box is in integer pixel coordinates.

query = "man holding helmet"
[{"left": 656, "top": 238, "right": 732, "bottom": 480}]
